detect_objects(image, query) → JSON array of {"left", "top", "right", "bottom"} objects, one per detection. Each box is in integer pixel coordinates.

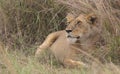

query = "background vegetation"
[{"left": 0, "top": 0, "right": 120, "bottom": 74}]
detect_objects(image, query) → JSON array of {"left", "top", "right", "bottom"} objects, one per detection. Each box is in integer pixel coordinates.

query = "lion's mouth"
[
  {"left": 67, "top": 35, "right": 80, "bottom": 39},
  {"left": 67, "top": 35, "right": 80, "bottom": 43}
]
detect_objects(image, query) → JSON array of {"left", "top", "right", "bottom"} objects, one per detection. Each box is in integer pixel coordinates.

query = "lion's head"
[{"left": 65, "top": 13, "right": 99, "bottom": 43}]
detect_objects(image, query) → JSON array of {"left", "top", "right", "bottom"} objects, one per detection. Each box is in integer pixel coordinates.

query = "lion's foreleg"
[
  {"left": 63, "top": 59, "right": 87, "bottom": 68},
  {"left": 35, "top": 31, "right": 63, "bottom": 57}
]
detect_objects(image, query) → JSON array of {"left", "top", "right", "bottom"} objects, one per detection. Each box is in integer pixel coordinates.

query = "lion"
[{"left": 35, "top": 13, "right": 103, "bottom": 68}]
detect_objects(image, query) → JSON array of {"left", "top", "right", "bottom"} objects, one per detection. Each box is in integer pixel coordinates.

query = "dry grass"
[
  {"left": 57, "top": 0, "right": 120, "bottom": 64},
  {"left": 0, "top": 48, "right": 120, "bottom": 74},
  {"left": 0, "top": 0, "right": 67, "bottom": 51},
  {"left": 0, "top": 0, "right": 120, "bottom": 74},
  {"left": 0, "top": 42, "right": 17, "bottom": 74}
]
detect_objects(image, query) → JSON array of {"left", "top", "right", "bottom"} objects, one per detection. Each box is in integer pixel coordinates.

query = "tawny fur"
[{"left": 35, "top": 13, "right": 102, "bottom": 68}]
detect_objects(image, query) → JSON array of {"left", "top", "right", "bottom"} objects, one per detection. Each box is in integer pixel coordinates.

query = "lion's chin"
[{"left": 67, "top": 38, "right": 77, "bottom": 44}]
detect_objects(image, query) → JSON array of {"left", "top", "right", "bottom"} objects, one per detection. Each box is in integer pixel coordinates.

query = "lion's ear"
[
  {"left": 66, "top": 13, "right": 75, "bottom": 23},
  {"left": 86, "top": 13, "right": 97, "bottom": 24}
]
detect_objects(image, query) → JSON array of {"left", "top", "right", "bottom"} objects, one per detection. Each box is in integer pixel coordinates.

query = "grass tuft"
[{"left": 0, "top": 0, "right": 120, "bottom": 74}]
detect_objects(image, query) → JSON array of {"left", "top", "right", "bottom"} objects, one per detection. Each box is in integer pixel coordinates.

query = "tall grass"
[
  {"left": 0, "top": 46, "right": 120, "bottom": 74},
  {"left": 0, "top": 0, "right": 120, "bottom": 74},
  {"left": 0, "top": 0, "right": 67, "bottom": 51},
  {"left": 57, "top": 0, "right": 120, "bottom": 64},
  {"left": 0, "top": 42, "right": 17, "bottom": 74}
]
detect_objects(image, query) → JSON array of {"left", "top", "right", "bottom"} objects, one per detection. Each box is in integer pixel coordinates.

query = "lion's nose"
[{"left": 65, "top": 30, "right": 72, "bottom": 33}]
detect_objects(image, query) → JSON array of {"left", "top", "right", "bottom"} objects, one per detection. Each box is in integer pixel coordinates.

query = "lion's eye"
[
  {"left": 77, "top": 21, "right": 81, "bottom": 24},
  {"left": 67, "top": 22, "right": 70, "bottom": 24},
  {"left": 67, "top": 22, "right": 71, "bottom": 25}
]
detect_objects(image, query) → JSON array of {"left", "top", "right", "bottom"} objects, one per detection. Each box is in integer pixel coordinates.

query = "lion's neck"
[{"left": 71, "top": 34, "right": 101, "bottom": 51}]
